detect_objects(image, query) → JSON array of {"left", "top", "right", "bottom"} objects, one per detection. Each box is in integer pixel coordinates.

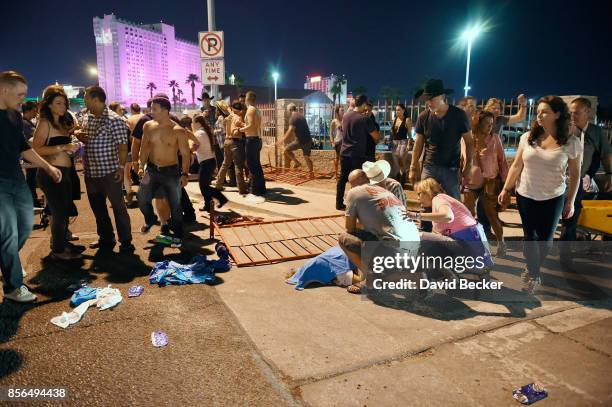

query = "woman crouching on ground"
[{"left": 406, "top": 178, "right": 493, "bottom": 273}]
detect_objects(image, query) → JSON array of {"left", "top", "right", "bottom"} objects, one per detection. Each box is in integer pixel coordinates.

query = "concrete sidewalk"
[{"left": 187, "top": 178, "right": 612, "bottom": 406}]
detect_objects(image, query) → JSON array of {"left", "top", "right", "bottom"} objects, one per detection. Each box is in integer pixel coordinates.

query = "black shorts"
[{"left": 286, "top": 139, "right": 313, "bottom": 156}]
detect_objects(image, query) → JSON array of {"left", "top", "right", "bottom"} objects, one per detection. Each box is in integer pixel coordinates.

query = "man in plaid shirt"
[{"left": 74, "top": 86, "right": 133, "bottom": 252}]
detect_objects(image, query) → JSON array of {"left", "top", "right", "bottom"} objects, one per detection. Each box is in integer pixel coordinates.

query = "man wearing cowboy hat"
[
  {"left": 362, "top": 160, "right": 407, "bottom": 207},
  {"left": 409, "top": 78, "right": 474, "bottom": 201},
  {"left": 198, "top": 91, "right": 216, "bottom": 127}
]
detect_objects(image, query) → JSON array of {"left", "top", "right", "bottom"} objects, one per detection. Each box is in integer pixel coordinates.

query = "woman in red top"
[{"left": 462, "top": 111, "right": 509, "bottom": 257}]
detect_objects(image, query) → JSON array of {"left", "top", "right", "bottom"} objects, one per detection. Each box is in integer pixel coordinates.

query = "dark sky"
[{"left": 1, "top": 0, "right": 610, "bottom": 104}]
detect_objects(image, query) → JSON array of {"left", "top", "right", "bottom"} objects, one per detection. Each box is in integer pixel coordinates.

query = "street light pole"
[
  {"left": 461, "top": 26, "right": 481, "bottom": 97},
  {"left": 464, "top": 37, "right": 473, "bottom": 97},
  {"left": 207, "top": 0, "right": 217, "bottom": 99},
  {"left": 272, "top": 72, "right": 279, "bottom": 101}
]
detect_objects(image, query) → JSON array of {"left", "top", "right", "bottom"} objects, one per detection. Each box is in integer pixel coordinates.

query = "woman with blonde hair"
[{"left": 406, "top": 177, "right": 493, "bottom": 269}]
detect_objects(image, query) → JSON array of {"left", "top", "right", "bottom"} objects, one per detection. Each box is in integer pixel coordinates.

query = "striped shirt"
[
  {"left": 81, "top": 107, "right": 129, "bottom": 178},
  {"left": 516, "top": 132, "right": 581, "bottom": 201}
]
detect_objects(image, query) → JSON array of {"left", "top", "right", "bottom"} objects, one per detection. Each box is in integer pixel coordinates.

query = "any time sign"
[{"left": 201, "top": 59, "right": 225, "bottom": 85}]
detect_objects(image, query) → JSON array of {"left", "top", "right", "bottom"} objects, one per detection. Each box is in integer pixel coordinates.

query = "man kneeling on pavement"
[{"left": 338, "top": 160, "right": 420, "bottom": 293}]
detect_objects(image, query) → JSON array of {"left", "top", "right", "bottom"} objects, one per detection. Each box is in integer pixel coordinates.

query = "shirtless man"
[
  {"left": 239, "top": 91, "right": 266, "bottom": 199},
  {"left": 132, "top": 94, "right": 198, "bottom": 232},
  {"left": 138, "top": 97, "right": 190, "bottom": 247},
  {"left": 215, "top": 101, "right": 248, "bottom": 194}
]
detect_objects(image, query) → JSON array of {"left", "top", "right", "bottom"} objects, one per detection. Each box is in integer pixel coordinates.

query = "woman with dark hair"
[
  {"left": 329, "top": 105, "right": 344, "bottom": 178},
  {"left": 462, "top": 110, "right": 508, "bottom": 256},
  {"left": 32, "top": 85, "right": 82, "bottom": 260},
  {"left": 390, "top": 103, "right": 413, "bottom": 184},
  {"left": 499, "top": 96, "right": 581, "bottom": 293},
  {"left": 193, "top": 115, "right": 228, "bottom": 212}
]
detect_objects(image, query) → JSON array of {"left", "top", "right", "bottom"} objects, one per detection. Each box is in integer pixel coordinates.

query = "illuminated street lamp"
[
  {"left": 461, "top": 25, "right": 481, "bottom": 97},
  {"left": 229, "top": 74, "right": 236, "bottom": 85},
  {"left": 272, "top": 71, "right": 279, "bottom": 101},
  {"left": 87, "top": 66, "right": 98, "bottom": 77}
]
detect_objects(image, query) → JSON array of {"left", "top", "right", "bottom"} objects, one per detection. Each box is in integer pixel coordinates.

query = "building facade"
[
  {"left": 304, "top": 74, "right": 348, "bottom": 105},
  {"left": 93, "top": 14, "right": 202, "bottom": 106}
]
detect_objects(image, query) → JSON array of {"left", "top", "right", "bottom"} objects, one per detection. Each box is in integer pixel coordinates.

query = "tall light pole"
[
  {"left": 272, "top": 71, "right": 279, "bottom": 101},
  {"left": 207, "top": 0, "right": 217, "bottom": 99},
  {"left": 461, "top": 26, "right": 481, "bottom": 97}
]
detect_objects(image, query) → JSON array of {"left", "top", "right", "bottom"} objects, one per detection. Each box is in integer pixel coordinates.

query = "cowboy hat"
[
  {"left": 197, "top": 92, "right": 215, "bottom": 101},
  {"left": 362, "top": 160, "right": 391, "bottom": 184},
  {"left": 414, "top": 78, "right": 454, "bottom": 101},
  {"left": 215, "top": 100, "right": 230, "bottom": 116}
]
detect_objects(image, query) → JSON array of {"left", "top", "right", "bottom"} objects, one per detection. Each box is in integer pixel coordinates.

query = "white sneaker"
[{"left": 4, "top": 285, "right": 37, "bottom": 303}]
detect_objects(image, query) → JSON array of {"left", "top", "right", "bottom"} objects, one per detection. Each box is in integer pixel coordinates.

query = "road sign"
[
  {"left": 201, "top": 59, "right": 225, "bottom": 85},
  {"left": 199, "top": 31, "right": 224, "bottom": 59}
]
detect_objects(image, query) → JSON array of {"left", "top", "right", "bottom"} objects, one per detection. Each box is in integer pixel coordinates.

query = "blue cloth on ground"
[
  {"left": 286, "top": 246, "right": 355, "bottom": 291},
  {"left": 449, "top": 224, "right": 494, "bottom": 268},
  {"left": 149, "top": 255, "right": 224, "bottom": 286},
  {"left": 70, "top": 286, "right": 98, "bottom": 307}
]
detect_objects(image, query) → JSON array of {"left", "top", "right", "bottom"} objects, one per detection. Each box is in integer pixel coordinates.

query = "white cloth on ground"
[{"left": 50, "top": 286, "right": 123, "bottom": 329}]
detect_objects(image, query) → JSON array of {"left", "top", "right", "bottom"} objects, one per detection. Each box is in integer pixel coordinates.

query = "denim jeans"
[
  {"left": 516, "top": 192, "right": 564, "bottom": 277},
  {"left": 0, "top": 177, "right": 33, "bottom": 292},
  {"left": 138, "top": 164, "right": 183, "bottom": 238},
  {"left": 38, "top": 166, "right": 73, "bottom": 253},
  {"left": 245, "top": 137, "right": 266, "bottom": 196},
  {"left": 421, "top": 164, "right": 461, "bottom": 200}
]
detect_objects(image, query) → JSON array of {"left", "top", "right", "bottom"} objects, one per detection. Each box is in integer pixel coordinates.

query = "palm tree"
[
  {"left": 146, "top": 82, "right": 157, "bottom": 99},
  {"left": 185, "top": 74, "right": 200, "bottom": 106},
  {"left": 177, "top": 89, "right": 184, "bottom": 108},
  {"left": 330, "top": 74, "right": 347, "bottom": 106},
  {"left": 168, "top": 80, "right": 180, "bottom": 108}
]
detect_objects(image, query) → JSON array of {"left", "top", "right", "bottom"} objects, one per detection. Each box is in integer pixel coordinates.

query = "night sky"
[{"left": 1, "top": 0, "right": 610, "bottom": 105}]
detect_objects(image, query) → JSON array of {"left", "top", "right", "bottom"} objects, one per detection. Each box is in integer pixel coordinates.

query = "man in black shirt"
[
  {"left": 335, "top": 94, "right": 381, "bottom": 210},
  {"left": 0, "top": 71, "right": 61, "bottom": 302},
  {"left": 409, "top": 79, "right": 474, "bottom": 200},
  {"left": 277, "top": 103, "right": 314, "bottom": 174}
]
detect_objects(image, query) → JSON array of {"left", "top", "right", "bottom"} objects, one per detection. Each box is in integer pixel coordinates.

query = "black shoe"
[
  {"left": 161, "top": 224, "right": 171, "bottom": 235},
  {"left": 119, "top": 243, "right": 135, "bottom": 253},
  {"left": 336, "top": 204, "right": 346, "bottom": 211},
  {"left": 217, "top": 196, "right": 229, "bottom": 209},
  {"left": 140, "top": 223, "right": 155, "bottom": 234},
  {"left": 67, "top": 242, "right": 86, "bottom": 253},
  {"left": 89, "top": 240, "right": 116, "bottom": 250}
]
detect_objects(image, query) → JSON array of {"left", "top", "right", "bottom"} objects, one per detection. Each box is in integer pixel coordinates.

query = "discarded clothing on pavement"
[
  {"left": 52, "top": 286, "right": 123, "bottom": 329},
  {"left": 70, "top": 286, "right": 98, "bottom": 306},
  {"left": 149, "top": 255, "right": 227, "bottom": 286},
  {"left": 286, "top": 246, "right": 356, "bottom": 290}
]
